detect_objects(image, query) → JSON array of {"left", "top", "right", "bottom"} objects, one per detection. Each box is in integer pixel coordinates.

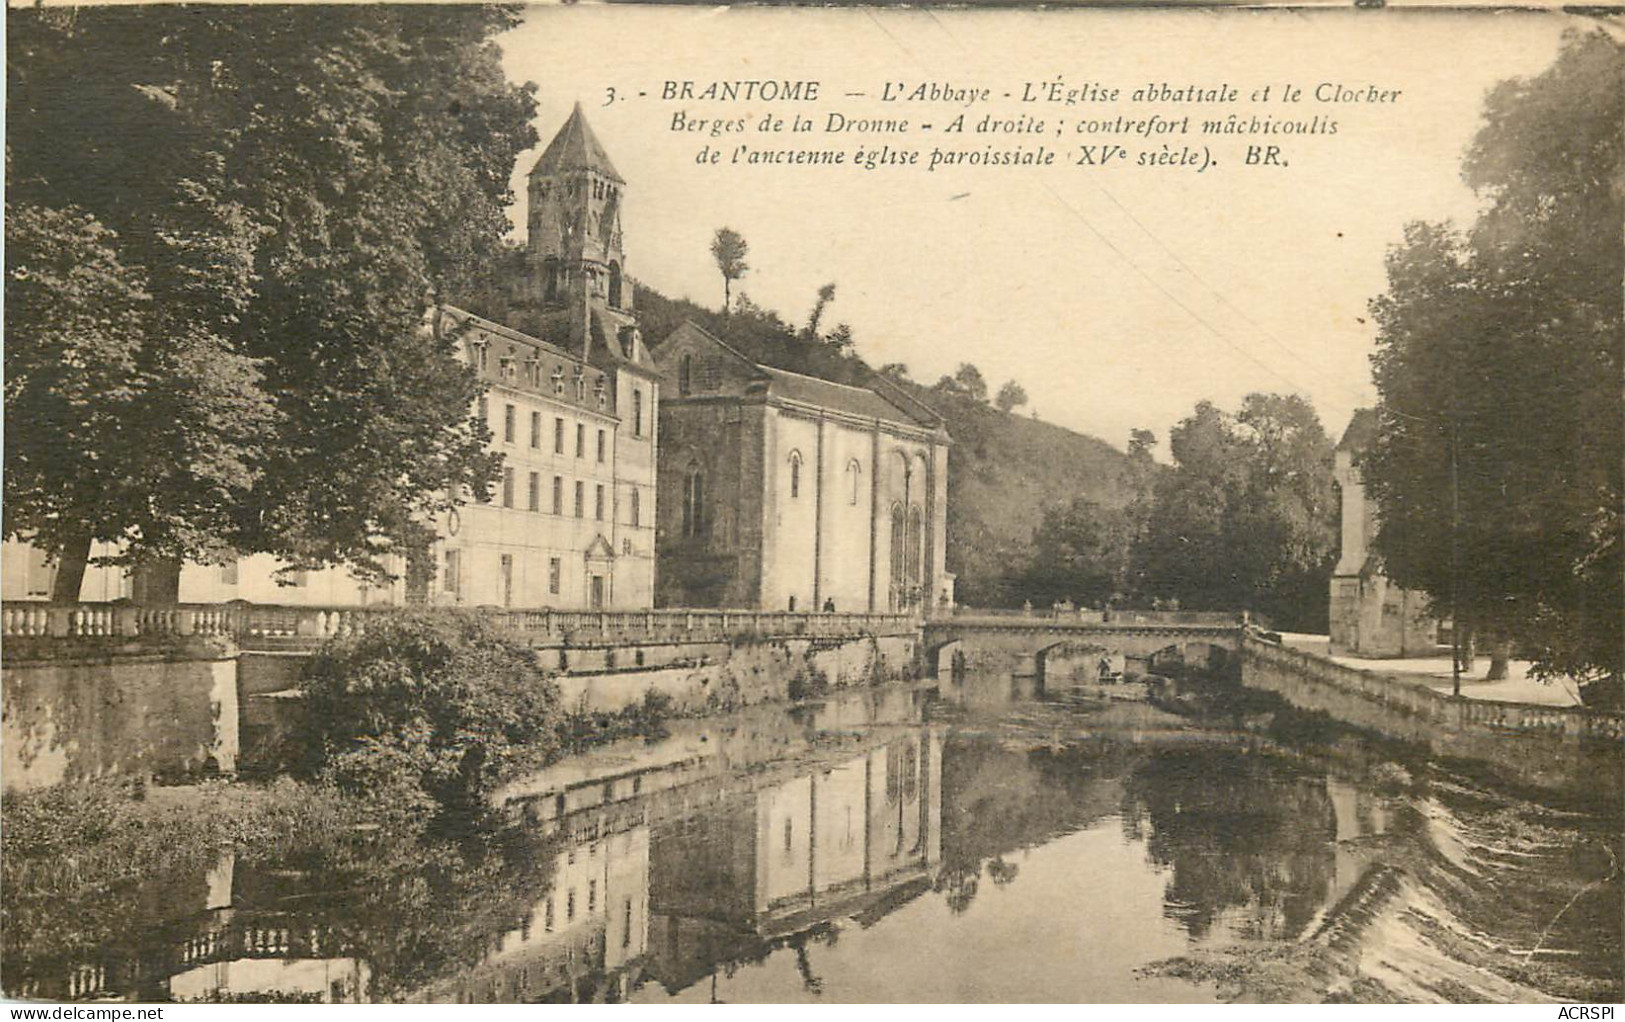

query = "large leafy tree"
[
  {"left": 1131, "top": 395, "right": 1337, "bottom": 630},
  {"left": 1017, "top": 497, "right": 1132, "bottom": 608},
  {"left": 1363, "top": 30, "right": 1622, "bottom": 694},
  {"left": 5, "top": 6, "right": 537, "bottom": 596}
]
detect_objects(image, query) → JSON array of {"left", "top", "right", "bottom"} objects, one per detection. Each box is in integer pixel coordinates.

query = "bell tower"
[{"left": 527, "top": 102, "right": 630, "bottom": 319}]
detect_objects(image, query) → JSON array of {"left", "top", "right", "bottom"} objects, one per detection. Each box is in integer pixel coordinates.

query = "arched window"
[
  {"left": 678, "top": 354, "right": 693, "bottom": 397},
  {"left": 608, "top": 261, "right": 623, "bottom": 308},
  {"left": 846, "top": 459, "right": 862, "bottom": 505},
  {"left": 907, "top": 505, "right": 923, "bottom": 585},
  {"left": 683, "top": 465, "right": 705, "bottom": 538},
  {"left": 889, "top": 503, "right": 906, "bottom": 609},
  {"left": 788, "top": 450, "right": 803, "bottom": 499}
]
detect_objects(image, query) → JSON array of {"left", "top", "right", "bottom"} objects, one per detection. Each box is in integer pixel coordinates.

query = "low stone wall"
[
  {"left": 2, "top": 627, "right": 922, "bottom": 786},
  {"left": 3, "top": 643, "right": 238, "bottom": 792},
  {"left": 1240, "top": 637, "right": 1624, "bottom": 794}
]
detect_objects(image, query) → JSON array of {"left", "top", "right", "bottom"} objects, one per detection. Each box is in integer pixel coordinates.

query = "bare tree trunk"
[
  {"left": 131, "top": 558, "right": 183, "bottom": 604},
  {"left": 49, "top": 533, "right": 92, "bottom": 603},
  {"left": 1486, "top": 639, "right": 1512, "bottom": 681}
]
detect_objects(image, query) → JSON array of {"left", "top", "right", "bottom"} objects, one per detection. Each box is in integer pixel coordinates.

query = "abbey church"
[{"left": 2, "top": 105, "right": 951, "bottom": 614}]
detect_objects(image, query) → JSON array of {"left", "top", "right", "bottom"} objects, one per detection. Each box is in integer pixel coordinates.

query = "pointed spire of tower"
[{"left": 531, "top": 102, "right": 624, "bottom": 183}]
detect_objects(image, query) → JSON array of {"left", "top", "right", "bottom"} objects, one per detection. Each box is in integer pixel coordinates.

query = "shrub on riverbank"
[
  {"left": 299, "top": 611, "right": 565, "bottom": 815},
  {"left": 559, "top": 688, "right": 676, "bottom": 751}
]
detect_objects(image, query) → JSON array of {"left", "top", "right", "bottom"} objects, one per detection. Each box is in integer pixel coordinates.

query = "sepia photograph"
[{"left": 2, "top": 2, "right": 1621, "bottom": 1007}]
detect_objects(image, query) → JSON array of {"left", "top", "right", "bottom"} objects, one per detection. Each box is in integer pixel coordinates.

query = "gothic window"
[
  {"left": 608, "top": 261, "right": 623, "bottom": 308},
  {"left": 678, "top": 354, "right": 693, "bottom": 397},
  {"left": 846, "top": 459, "right": 862, "bottom": 505},
  {"left": 788, "top": 451, "right": 803, "bottom": 499}
]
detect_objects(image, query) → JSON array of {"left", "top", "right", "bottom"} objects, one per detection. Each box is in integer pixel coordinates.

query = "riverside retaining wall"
[
  {"left": 1240, "top": 636, "right": 1624, "bottom": 795},
  {"left": 3, "top": 642, "right": 238, "bottom": 792},
  {"left": 4, "top": 623, "right": 920, "bottom": 790}
]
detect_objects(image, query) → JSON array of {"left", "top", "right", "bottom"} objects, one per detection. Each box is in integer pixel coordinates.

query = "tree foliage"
[
  {"left": 1016, "top": 498, "right": 1132, "bottom": 607},
  {"left": 1129, "top": 395, "right": 1337, "bottom": 630},
  {"left": 933, "top": 363, "right": 990, "bottom": 404},
  {"left": 1363, "top": 30, "right": 1623, "bottom": 689},
  {"left": 710, "top": 226, "right": 750, "bottom": 310},
  {"left": 994, "top": 380, "right": 1030, "bottom": 414},
  {"left": 298, "top": 611, "right": 564, "bottom": 814},
  {"left": 5, "top": 6, "right": 536, "bottom": 588}
]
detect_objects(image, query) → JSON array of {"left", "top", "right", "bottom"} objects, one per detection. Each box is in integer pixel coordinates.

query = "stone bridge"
[{"left": 922, "top": 613, "right": 1244, "bottom": 687}]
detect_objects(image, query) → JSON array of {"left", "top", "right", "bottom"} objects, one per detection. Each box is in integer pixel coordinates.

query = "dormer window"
[
  {"left": 469, "top": 339, "right": 489, "bottom": 371},
  {"left": 552, "top": 366, "right": 565, "bottom": 395},
  {"left": 595, "top": 377, "right": 607, "bottom": 410},
  {"left": 499, "top": 355, "right": 515, "bottom": 380},
  {"left": 526, "top": 355, "right": 541, "bottom": 385},
  {"left": 574, "top": 368, "right": 587, "bottom": 401}
]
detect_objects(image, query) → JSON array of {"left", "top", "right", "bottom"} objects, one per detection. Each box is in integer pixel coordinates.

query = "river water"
[{"left": 6, "top": 673, "right": 1621, "bottom": 1003}]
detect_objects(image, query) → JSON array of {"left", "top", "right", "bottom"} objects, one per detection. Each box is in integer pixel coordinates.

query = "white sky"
[{"left": 498, "top": 8, "right": 1578, "bottom": 454}]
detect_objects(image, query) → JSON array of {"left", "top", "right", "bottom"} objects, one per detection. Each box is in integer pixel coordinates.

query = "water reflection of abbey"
[
  {"left": 13, "top": 689, "right": 1404, "bottom": 1004},
  {"left": 425, "top": 725, "right": 942, "bottom": 1003}
]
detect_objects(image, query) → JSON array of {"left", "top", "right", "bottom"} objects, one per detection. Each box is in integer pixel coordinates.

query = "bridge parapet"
[{"left": 1, "top": 601, "right": 919, "bottom": 655}]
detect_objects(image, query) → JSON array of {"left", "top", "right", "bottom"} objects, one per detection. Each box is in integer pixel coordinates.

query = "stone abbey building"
[{"left": 652, "top": 323, "right": 952, "bottom": 613}]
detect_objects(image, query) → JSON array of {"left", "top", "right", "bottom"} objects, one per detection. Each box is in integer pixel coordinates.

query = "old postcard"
[{"left": 3, "top": 3, "right": 1621, "bottom": 1008}]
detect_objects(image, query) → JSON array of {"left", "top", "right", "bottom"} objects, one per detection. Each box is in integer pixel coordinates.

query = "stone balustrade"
[{"left": 1, "top": 600, "right": 920, "bottom": 650}]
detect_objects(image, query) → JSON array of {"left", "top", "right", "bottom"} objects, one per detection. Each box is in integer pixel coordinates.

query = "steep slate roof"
[
  {"left": 530, "top": 102, "right": 624, "bottom": 183},
  {"left": 1338, "top": 408, "right": 1379, "bottom": 452},
  {"left": 760, "top": 365, "right": 931, "bottom": 427}
]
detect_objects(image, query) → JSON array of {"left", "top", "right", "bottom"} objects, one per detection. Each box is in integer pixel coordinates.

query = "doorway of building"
[{"left": 590, "top": 575, "right": 605, "bottom": 609}]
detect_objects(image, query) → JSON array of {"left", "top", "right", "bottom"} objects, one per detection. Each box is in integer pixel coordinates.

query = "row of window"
[
  {"left": 477, "top": 394, "right": 646, "bottom": 450},
  {"left": 495, "top": 470, "right": 644, "bottom": 526},
  {"left": 784, "top": 452, "right": 866, "bottom": 504},
  {"left": 469, "top": 340, "right": 621, "bottom": 410},
  {"left": 442, "top": 549, "right": 566, "bottom": 597}
]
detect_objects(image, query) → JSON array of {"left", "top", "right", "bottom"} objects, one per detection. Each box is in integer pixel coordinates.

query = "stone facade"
[
  {"left": 1328, "top": 410, "right": 1439, "bottom": 657},
  {"left": 652, "top": 323, "right": 952, "bottom": 612}
]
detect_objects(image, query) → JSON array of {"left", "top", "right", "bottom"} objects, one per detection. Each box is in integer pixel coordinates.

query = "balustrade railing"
[
  {"left": 941, "top": 605, "right": 1243, "bottom": 628},
  {"left": 1, "top": 599, "right": 920, "bottom": 647}
]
